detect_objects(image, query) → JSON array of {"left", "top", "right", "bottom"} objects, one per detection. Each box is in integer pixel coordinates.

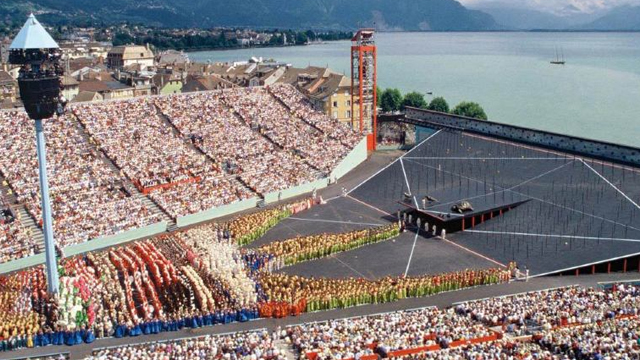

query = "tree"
[
  {"left": 380, "top": 88, "right": 403, "bottom": 113},
  {"left": 269, "top": 34, "right": 282, "bottom": 45},
  {"left": 305, "top": 30, "right": 316, "bottom": 42},
  {"left": 376, "top": 86, "right": 382, "bottom": 106},
  {"left": 428, "top": 97, "right": 450, "bottom": 113},
  {"left": 295, "top": 32, "right": 308, "bottom": 44},
  {"left": 402, "top": 91, "right": 427, "bottom": 110},
  {"left": 452, "top": 102, "right": 488, "bottom": 120},
  {"left": 112, "top": 32, "right": 135, "bottom": 46}
]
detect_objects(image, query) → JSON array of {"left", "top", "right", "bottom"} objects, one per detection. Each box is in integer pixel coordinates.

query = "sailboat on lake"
[{"left": 551, "top": 47, "right": 566, "bottom": 65}]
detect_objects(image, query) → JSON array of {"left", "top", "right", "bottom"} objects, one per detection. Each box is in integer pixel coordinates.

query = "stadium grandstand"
[{"left": 0, "top": 84, "right": 364, "bottom": 265}]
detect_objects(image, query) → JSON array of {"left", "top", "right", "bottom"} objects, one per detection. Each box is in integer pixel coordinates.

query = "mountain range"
[
  {"left": 473, "top": 2, "right": 640, "bottom": 31},
  {"left": 576, "top": 5, "right": 640, "bottom": 30},
  {"left": 2, "top": 0, "right": 639, "bottom": 31},
  {"left": 0, "top": 0, "right": 497, "bottom": 31},
  {"left": 473, "top": 3, "right": 604, "bottom": 30}
]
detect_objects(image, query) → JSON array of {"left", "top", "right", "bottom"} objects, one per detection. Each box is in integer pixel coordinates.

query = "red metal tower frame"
[{"left": 351, "top": 29, "right": 377, "bottom": 151}]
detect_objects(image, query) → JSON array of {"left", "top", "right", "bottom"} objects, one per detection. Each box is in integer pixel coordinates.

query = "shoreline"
[
  {"left": 376, "top": 30, "right": 640, "bottom": 33},
  {"left": 180, "top": 30, "right": 640, "bottom": 54},
  {"left": 175, "top": 41, "right": 347, "bottom": 55}
]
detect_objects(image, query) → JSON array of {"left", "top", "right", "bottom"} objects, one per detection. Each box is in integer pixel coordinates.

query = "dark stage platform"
[
  {"left": 349, "top": 129, "right": 640, "bottom": 276},
  {"left": 254, "top": 128, "right": 640, "bottom": 278}
]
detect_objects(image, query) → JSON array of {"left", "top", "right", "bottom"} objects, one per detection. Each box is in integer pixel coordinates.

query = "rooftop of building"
[{"left": 108, "top": 44, "right": 154, "bottom": 59}]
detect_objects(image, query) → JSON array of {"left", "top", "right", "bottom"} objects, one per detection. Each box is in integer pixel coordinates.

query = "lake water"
[{"left": 190, "top": 32, "right": 640, "bottom": 148}]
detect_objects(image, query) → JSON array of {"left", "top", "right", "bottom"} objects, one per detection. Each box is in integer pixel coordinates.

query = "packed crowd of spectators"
[
  {"left": 72, "top": 100, "right": 253, "bottom": 219},
  {"left": 77, "top": 283, "right": 640, "bottom": 360},
  {"left": 269, "top": 84, "right": 361, "bottom": 146},
  {"left": 0, "top": 193, "right": 36, "bottom": 263},
  {"left": 73, "top": 100, "right": 214, "bottom": 189},
  {"left": 282, "top": 284, "right": 640, "bottom": 360},
  {"left": 537, "top": 316, "right": 640, "bottom": 359},
  {"left": 284, "top": 307, "right": 492, "bottom": 358},
  {"left": 89, "top": 330, "right": 286, "bottom": 360},
  {"left": 393, "top": 341, "right": 551, "bottom": 359},
  {"left": 155, "top": 92, "right": 320, "bottom": 195},
  {"left": 222, "top": 87, "right": 353, "bottom": 173},
  {"left": 0, "top": 111, "right": 162, "bottom": 252},
  {"left": 0, "top": 86, "right": 362, "bottom": 263},
  {"left": 455, "top": 284, "right": 640, "bottom": 335}
]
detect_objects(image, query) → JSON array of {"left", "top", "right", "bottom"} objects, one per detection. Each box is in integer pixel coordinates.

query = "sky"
[{"left": 458, "top": 0, "right": 640, "bottom": 14}]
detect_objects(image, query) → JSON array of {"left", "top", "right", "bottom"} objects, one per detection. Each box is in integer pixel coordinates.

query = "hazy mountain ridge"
[
  {"left": 473, "top": 2, "right": 640, "bottom": 31},
  {"left": 477, "top": 6, "right": 573, "bottom": 30},
  {"left": 476, "top": 5, "right": 604, "bottom": 30},
  {"left": 0, "top": 0, "right": 498, "bottom": 31},
  {"left": 577, "top": 5, "right": 640, "bottom": 30}
]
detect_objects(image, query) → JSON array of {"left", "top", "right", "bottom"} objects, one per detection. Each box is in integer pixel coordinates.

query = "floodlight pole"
[
  {"left": 35, "top": 117, "right": 59, "bottom": 294},
  {"left": 9, "top": 13, "right": 66, "bottom": 294}
]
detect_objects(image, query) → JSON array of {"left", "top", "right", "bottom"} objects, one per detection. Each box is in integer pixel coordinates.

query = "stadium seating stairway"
[
  {"left": 70, "top": 112, "right": 175, "bottom": 229},
  {"left": 0, "top": 175, "right": 44, "bottom": 257}
]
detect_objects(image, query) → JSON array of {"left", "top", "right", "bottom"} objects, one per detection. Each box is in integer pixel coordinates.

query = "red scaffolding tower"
[{"left": 351, "top": 29, "right": 377, "bottom": 151}]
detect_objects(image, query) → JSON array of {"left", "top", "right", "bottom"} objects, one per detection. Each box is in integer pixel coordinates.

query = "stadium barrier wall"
[
  {"left": 388, "top": 345, "right": 441, "bottom": 357},
  {"left": 450, "top": 333, "right": 500, "bottom": 347},
  {"left": 139, "top": 176, "right": 201, "bottom": 195},
  {"left": 330, "top": 136, "right": 368, "bottom": 180},
  {"left": 377, "top": 144, "right": 402, "bottom": 151},
  {"left": 0, "top": 221, "right": 168, "bottom": 274},
  {"left": 264, "top": 178, "right": 329, "bottom": 204},
  {"left": 405, "top": 108, "right": 640, "bottom": 166},
  {"left": 551, "top": 314, "right": 637, "bottom": 331},
  {"left": 176, "top": 197, "right": 260, "bottom": 228},
  {"left": 377, "top": 143, "right": 414, "bottom": 151},
  {"left": 307, "top": 353, "right": 377, "bottom": 360}
]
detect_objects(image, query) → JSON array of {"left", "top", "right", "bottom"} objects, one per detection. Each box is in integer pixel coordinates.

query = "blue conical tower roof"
[{"left": 10, "top": 14, "right": 59, "bottom": 50}]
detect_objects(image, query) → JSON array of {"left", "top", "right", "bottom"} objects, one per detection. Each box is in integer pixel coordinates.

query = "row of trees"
[
  {"left": 377, "top": 88, "right": 488, "bottom": 120},
  {"left": 112, "top": 29, "right": 352, "bottom": 51},
  {"left": 114, "top": 32, "right": 238, "bottom": 50}
]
